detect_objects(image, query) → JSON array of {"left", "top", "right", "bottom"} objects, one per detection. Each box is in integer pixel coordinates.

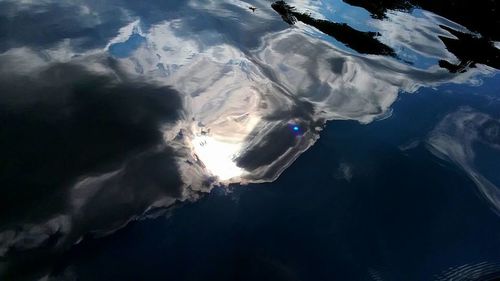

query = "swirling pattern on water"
[{"left": 0, "top": 0, "right": 499, "bottom": 279}]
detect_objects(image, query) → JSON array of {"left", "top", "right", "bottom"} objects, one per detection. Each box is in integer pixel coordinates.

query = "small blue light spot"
[{"left": 293, "top": 126, "right": 299, "bottom": 131}]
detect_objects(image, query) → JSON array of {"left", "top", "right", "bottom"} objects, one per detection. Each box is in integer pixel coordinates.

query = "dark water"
[
  {"left": 0, "top": 0, "right": 499, "bottom": 280},
  {"left": 55, "top": 77, "right": 500, "bottom": 281}
]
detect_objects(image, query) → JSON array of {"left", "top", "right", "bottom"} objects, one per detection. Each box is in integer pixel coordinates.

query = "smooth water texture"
[{"left": 0, "top": 0, "right": 499, "bottom": 280}]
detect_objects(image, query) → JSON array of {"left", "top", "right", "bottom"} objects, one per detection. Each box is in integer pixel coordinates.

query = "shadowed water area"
[{"left": 0, "top": 0, "right": 499, "bottom": 280}]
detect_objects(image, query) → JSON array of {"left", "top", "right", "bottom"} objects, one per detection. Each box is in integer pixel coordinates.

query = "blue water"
[
  {"left": 58, "top": 74, "right": 500, "bottom": 281},
  {"left": 2, "top": 1, "right": 500, "bottom": 280},
  {"left": 109, "top": 33, "right": 146, "bottom": 58}
]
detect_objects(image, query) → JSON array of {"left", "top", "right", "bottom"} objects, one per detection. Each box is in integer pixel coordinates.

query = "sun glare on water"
[{"left": 192, "top": 135, "right": 245, "bottom": 181}]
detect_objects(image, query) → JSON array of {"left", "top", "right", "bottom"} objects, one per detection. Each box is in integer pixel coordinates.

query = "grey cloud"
[
  {"left": 427, "top": 107, "right": 500, "bottom": 215},
  {"left": 69, "top": 146, "right": 183, "bottom": 238},
  {"left": 0, "top": 56, "right": 187, "bottom": 277},
  {"left": 1, "top": 1, "right": 498, "bottom": 279},
  {"left": 117, "top": 12, "right": 493, "bottom": 186},
  {"left": 236, "top": 122, "right": 301, "bottom": 171},
  {"left": 0, "top": 1, "right": 129, "bottom": 53},
  {"left": 335, "top": 163, "right": 353, "bottom": 182},
  {"left": 0, "top": 0, "right": 283, "bottom": 55}
]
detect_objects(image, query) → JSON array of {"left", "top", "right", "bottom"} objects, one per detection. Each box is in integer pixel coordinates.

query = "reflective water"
[{"left": 0, "top": 0, "right": 499, "bottom": 280}]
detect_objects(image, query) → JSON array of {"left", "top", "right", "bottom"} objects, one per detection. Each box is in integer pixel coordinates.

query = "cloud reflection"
[
  {"left": 0, "top": 0, "right": 498, "bottom": 278},
  {"left": 427, "top": 107, "right": 500, "bottom": 215}
]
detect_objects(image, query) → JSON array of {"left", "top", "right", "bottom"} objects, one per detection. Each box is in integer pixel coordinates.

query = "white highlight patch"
[
  {"left": 190, "top": 114, "right": 261, "bottom": 182},
  {"left": 192, "top": 135, "right": 244, "bottom": 181}
]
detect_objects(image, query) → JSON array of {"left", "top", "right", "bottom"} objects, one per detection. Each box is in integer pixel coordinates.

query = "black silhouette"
[
  {"left": 271, "top": 1, "right": 396, "bottom": 57},
  {"left": 342, "top": 0, "right": 414, "bottom": 19},
  {"left": 272, "top": 0, "right": 500, "bottom": 72},
  {"left": 438, "top": 26, "right": 500, "bottom": 73},
  {"left": 343, "top": 0, "right": 500, "bottom": 41}
]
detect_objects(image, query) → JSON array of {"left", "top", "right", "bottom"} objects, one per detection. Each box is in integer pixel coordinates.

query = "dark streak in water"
[
  {"left": 0, "top": 0, "right": 499, "bottom": 280},
  {"left": 342, "top": 0, "right": 500, "bottom": 73},
  {"left": 271, "top": 1, "right": 397, "bottom": 57},
  {"left": 438, "top": 26, "right": 500, "bottom": 73},
  {"left": 343, "top": 0, "right": 500, "bottom": 41}
]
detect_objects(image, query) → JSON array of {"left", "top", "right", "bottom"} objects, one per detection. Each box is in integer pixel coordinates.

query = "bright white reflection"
[
  {"left": 190, "top": 113, "right": 261, "bottom": 182},
  {"left": 192, "top": 135, "right": 244, "bottom": 181}
]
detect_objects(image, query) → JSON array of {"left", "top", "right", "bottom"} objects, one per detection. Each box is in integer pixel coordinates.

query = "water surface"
[{"left": 0, "top": 0, "right": 499, "bottom": 280}]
